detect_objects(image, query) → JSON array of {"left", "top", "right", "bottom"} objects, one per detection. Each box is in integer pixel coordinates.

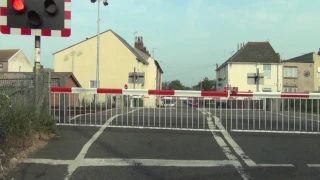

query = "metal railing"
[{"left": 50, "top": 87, "right": 320, "bottom": 134}]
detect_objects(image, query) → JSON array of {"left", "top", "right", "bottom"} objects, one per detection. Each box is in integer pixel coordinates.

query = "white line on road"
[
  {"left": 253, "top": 164, "right": 295, "bottom": 167},
  {"left": 205, "top": 111, "right": 256, "bottom": 167},
  {"left": 23, "top": 158, "right": 236, "bottom": 167},
  {"left": 207, "top": 116, "right": 251, "bottom": 180},
  {"left": 201, "top": 109, "right": 296, "bottom": 168},
  {"left": 63, "top": 109, "right": 138, "bottom": 180},
  {"left": 106, "top": 125, "right": 220, "bottom": 132},
  {"left": 23, "top": 159, "right": 73, "bottom": 165},
  {"left": 306, "top": 164, "right": 320, "bottom": 168},
  {"left": 232, "top": 129, "right": 320, "bottom": 134},
  {"left": 68, "top": 108, "right": 122, "bottom": 121}
]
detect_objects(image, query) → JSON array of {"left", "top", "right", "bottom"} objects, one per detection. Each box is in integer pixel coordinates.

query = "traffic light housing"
[{"left": 0, "top": 0, "right": 71, "bottom": 37}]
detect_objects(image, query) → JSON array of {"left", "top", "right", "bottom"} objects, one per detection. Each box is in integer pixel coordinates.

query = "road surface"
[{"left": 7, "top": 104, "right": 320, "bottom": 180}]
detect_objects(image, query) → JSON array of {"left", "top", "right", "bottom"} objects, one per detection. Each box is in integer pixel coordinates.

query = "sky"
[{"left": 1, "top": 0, "right": 320, "bottom": 87}]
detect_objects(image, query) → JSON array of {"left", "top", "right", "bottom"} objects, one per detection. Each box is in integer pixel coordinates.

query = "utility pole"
[
  {"left": 256, "top": 68, "right": 260, "bottom": 92},
  {"left": 131, "top": 67, "right": 137, "bottom": 108},
  {"left": 34, "top": 36, "right": 41, "bottom": 116},
  {"left": 133, "top": 67, "right": 136, "bottom": 89},
  {"left": 95, "top": 0, "right": 101, "bottom": 104}
]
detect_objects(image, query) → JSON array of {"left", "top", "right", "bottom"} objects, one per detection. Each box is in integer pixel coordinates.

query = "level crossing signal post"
[{"left": 0, "top": 0, "right": 72, "bottom": 117}]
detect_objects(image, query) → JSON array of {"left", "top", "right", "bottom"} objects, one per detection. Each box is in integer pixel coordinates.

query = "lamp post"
[{"left": 90, "top": 0, "right": 108, "bottom": 103}]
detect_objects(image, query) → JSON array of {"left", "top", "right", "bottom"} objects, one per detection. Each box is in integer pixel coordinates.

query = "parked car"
[
  {"left": 160, "top": 99, "right": 176, "bottom": 108},
  {"left": 188, "top": 100, "right": 198, "bottom": 107}
]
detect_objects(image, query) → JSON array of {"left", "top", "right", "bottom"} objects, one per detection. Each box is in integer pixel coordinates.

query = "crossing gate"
[{"left": 50, "top": 87, "right": 320, "bottom": 134}]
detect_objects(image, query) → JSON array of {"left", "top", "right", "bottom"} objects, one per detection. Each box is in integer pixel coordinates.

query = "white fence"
[{"left": 50, "top": 87, "right": 320, "bottom": 134}]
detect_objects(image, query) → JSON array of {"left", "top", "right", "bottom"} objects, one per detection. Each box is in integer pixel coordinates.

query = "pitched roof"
[
  {"left": 216, "top": 42, "right": 280, "bottom": 71},
  {"left": 134, "top": 48, "right": 150, "bottom": 62},
  {"left": 52, "top": 29, "right": 148, "bottom": 65},
  {"left": 154, "top": 60, "right": 163, "bottom": 73},
  {"left": 50, "top": 72, "right": 82, "bottom": 87},
  {"left": 112, "top": 32, "right": 148, "bottom": 64},
  {"left": 0, "top": 49, "right": 20, "bottom": 62},
  {"left": 283, "top": 52, "right": 315, "bottom": 63}
]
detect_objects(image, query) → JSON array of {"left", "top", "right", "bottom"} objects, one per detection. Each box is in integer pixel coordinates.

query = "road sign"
[
  {"left": 247, "top": 73, "right": 264, "bottom": 85},
  {"left": 247, "top": 68, "right": 264, "bottom": 92},
  {"left": 128, "top": 72, "right": 145, "bottom": 84},
  {"left": 0, "top": 0, "right": 71, "bottom": 37}
]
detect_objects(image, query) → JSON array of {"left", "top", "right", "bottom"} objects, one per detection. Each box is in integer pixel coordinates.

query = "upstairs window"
[
  {"left": 284, "top": 67, "right": 298, "bottom": 78},
  {"left": 263, "top": 65, "right": 272, "bottom": 78}
]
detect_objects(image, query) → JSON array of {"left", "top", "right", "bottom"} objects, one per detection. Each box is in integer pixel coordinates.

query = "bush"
[{"left": 0, "top": 92, "right": 56, "bottom": 151}]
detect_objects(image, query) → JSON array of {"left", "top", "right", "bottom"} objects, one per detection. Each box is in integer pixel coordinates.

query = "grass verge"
[{"left": 0, "top": 93, "right": 56, "bottom": 179}]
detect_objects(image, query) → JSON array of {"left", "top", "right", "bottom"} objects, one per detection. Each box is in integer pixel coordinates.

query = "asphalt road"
[{"left": 7, "top": 104, "right": 320, "bottom": 180}]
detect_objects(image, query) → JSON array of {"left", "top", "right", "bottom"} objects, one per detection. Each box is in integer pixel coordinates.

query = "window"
[
  {"left": 51, "top": 81, "right": 60, "bottom": 87},
  {"left": 317, "top": 67, "right": 320, "bottom": 78},
  {"left": 284, "top": 67, "right": 298, "bottom": 78},
  {"left": 318, "top": 86, "right": 320, "bottom": 92},
  {"left": 283, "top": 87, "right": 297, "bottom": 92},
  {"left": 90, "top": 80, "right": 97, "bottom": 88},
  {"left": 0, "top": 63, "right": 2, "bottom": 72},
  {"left": 263, "top": 65, "right": 272, "bottom": 78}
]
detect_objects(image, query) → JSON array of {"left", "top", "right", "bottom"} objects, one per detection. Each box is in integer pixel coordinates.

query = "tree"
[
  {"left": 168, "top": 80, "right": 184, "bottom": 90},
  {"left": 198, "top": 77, "right": 213, "bottom": 91}
]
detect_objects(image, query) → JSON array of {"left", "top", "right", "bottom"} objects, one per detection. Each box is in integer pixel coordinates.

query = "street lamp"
[
  {"left": 90, "top": 0, "right": 109, "bottom": 103},
  {"left": 64, "top": 50, "right": 82, "bottom": 73}
]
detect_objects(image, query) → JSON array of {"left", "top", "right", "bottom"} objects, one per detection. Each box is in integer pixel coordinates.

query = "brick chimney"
[{"left": 134, "top": 36, "right": 151, "bottom": 56}]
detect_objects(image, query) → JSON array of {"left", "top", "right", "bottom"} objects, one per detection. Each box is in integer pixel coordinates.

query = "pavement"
[{"left": 7, "top": 102, "right": 320, "bottom": 180}]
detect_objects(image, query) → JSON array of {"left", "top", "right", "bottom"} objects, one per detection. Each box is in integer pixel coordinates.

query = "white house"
[
  {"left": 216, "top": 42, "right": 283, "bottom": 93},
  {"left": 0, "top": 49, "right": 33, "bottom": 72}
]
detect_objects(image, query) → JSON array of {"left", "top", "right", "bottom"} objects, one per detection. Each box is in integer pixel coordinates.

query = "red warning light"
[{"left": 10, "top": 0, "right": 25, "bottom": 12}]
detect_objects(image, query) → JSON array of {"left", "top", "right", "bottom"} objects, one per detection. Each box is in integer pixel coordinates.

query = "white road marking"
[
  {"left": 254, "top": 164, "right": 295, "bottom": 167},
  {"left": 232, "top": 129, "right": 320, "bottom": 134},
  {"left": 275, "top": 112, "right": 320, "bottom": 122},
  {"left": 23, "top": 159, "right": 73, "bottom": 165},
  {"left": 201, "top": 109, "right": 296, "bottom": 168},
  {"left": 207, "top": 116, "right": 251, "bottom": 180},
  {"left": 106, "top": 125, "right": 221, "bottom": 132},
  {"left": 306, "top": 164, "right": 320, "bottom": 168},
  {"left": 63, "top": 109, "right": 138, "bottom": 180},
  {"left": 23, "top": 158, "right": 236, "bottom": 167},
  {"left": 68, "top": 108, "right": 122, "bottom": 121},
  {"left": 208, "top": 114, "right": 256, "bottom": 166}
]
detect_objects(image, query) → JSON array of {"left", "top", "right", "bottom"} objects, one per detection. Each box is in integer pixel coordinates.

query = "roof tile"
[{"left": 0, "top": 49, "right": 20, "bottom": 62}]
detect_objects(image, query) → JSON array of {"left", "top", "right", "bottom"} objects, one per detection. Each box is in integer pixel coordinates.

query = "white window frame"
[
  {"left": 283, "top": 87, "right": 297, "bottom": 92},
  {"left": 263, "top": 64, "right": 272, "bottom": 78},
  {"left": 90, "top": 80, "right": 99, "bottom": 88},
  {"left": 284, "top": 67, "right": 298, "bottom": 78},
  {"left": 317, "top": 67, "right": 320, "bottom": 78}
]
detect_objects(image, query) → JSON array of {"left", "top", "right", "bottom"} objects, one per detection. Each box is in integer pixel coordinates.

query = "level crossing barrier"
[{"left": 50, "top": 87, "right": 320, "bottom": 134}]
